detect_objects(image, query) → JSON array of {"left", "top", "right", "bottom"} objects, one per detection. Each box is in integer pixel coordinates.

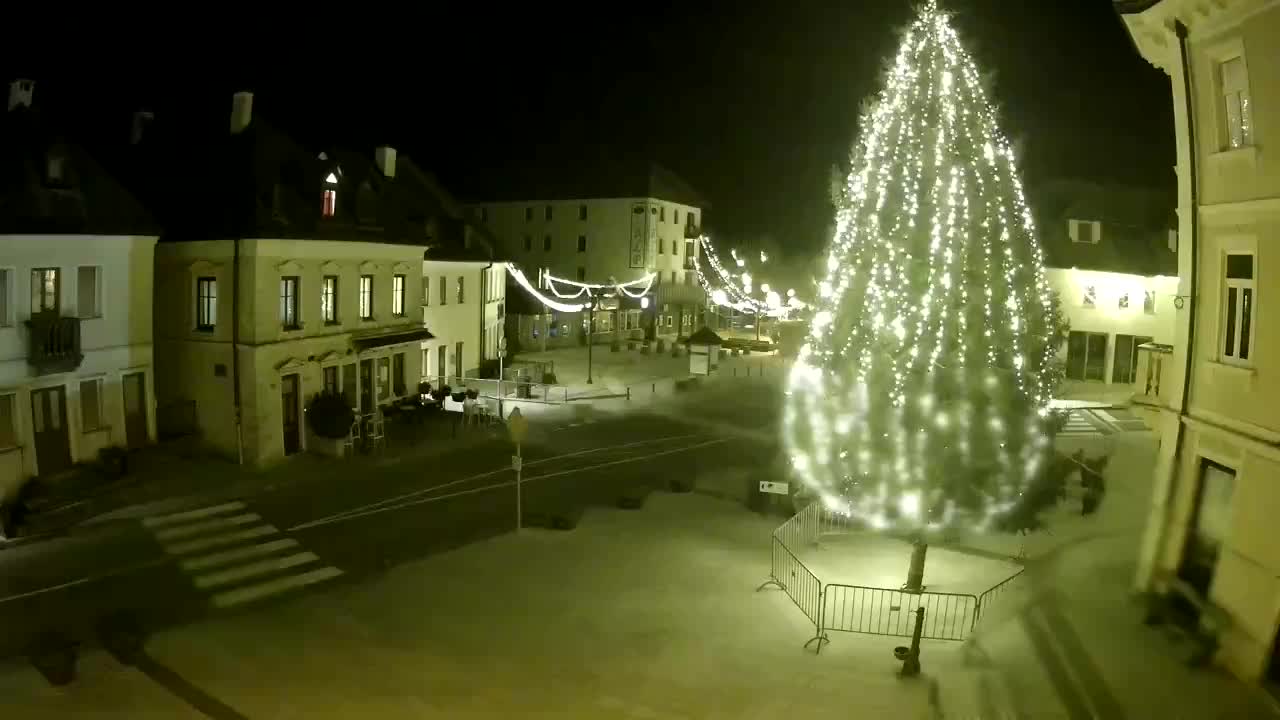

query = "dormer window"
[
  {"left": 1070, "top": 219, "right": 1101, "bottom": 244},
  {"left": 322, "top": 172, "right": 339, "bottom": 218},
  {"left": 45, "top": 153, "right": 66, "bottom": 186}
]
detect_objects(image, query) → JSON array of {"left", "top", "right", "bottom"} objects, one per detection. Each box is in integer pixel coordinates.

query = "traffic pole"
[{"left": 515, "top": 441, "right": 522, "bottom": 533}]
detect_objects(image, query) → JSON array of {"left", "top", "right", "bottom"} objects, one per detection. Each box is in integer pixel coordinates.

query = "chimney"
[
  {"left": 230, "top": 91, "right": 253, "bottom": 134},
  {"left": 131, "top": 110, "right": 154, "bottom": 145},
  {"left": 7, "top": 79, "right": 34, "bottom": 112},
  {"left": 375, "top": 146, "right": 396, "bottom": 178}
]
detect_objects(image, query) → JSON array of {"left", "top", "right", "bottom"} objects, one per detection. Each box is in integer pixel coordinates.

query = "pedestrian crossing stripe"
[{"left": 143, "top": 501, "right": 341, "bottom": 609}]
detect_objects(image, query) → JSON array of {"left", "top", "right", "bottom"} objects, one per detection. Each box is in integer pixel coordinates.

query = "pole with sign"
[
  {"left": 507, "top": 407, "right": 528, "bottom": 532},
  {"left": 497, "top": 337, "right": 507, "bottom": 419}
]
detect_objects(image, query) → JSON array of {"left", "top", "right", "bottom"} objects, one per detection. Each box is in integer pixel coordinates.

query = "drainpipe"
[
  {"left": 1151, "top": 19, "right": 1199, "bottom": 584},
  {"left": 232, "top": 237, "right": 244, "bottom": 465}
]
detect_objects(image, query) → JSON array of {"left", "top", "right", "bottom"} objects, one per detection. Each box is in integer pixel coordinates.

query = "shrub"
[
  {"left": 477, "top": 359, "right": 501, "bottom": 379},
  {"left": 306, "top": 392, "right": 355, "bottom": 439},
  {"left": 543, "top": 371, "right": 558, "bottom": 385},
  {"left": 656, "top": 339, "right": 667, "bottom": 353},
  {"left": 417, "top": 381, "right": 433, "bottom": 397},
  {"left": 466, "top": 388, "right": 480, "bottom": 400}
]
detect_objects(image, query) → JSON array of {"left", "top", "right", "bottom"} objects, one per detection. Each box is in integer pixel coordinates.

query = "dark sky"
[{"left": 17, "top": 0, "right": 1172, "bottom": 258}]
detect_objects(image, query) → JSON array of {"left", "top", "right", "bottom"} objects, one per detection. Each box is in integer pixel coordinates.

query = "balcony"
[{"left": 25, "top": 311, "right": 83, "bottom": 375}]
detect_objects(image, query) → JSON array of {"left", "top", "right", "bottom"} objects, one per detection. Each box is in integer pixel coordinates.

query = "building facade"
[
  {"left": 1032, "top": 180, "right": 1179, "bottom": 393},
  {"left": 0, "top": 80, "right": 158, "bottom": 502},
  {"left": 1117, "top": 0, "right": 1280, "bottom": 686},
  {"left": 468, "top": 161, "right": 706, "bottom": 349},
  {"left": 420, "top": 258, "right": 505, "bottom": 386}
]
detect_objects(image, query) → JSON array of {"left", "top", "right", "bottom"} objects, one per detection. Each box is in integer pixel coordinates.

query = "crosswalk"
[
  {"left": 1058, "top": 408, "right": 1149, "bottom": 438},
  {"left": 142, "top": 501, "right": 342, "bottom": 609},
  {"left": 1059, "top": 410, "right": 1106, "bottom": 438}
]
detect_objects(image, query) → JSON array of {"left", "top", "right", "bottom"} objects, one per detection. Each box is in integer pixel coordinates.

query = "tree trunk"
[{"left": 904, "top": 539, "right": 928, "bottom": 593}]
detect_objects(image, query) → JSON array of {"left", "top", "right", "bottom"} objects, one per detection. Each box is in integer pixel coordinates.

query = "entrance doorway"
[
  {"left": 281, "top": 373, "right": 301, "bottom": 456},
  {"left": 359, "top": 359, "right": 374, "bottom": 415},
  {"left": 31, "top": 386, "right": 71, "bottom": 476},
  {"left": 123, "top": 372, "right": 148, "bottom": 449}
]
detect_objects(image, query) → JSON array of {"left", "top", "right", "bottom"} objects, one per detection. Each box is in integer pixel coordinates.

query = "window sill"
[
  {"left": 281, "top": 325, "right": 304, "bottom": 332},
  {"left": 1208, "top": 146, "right": 1259, "bottom": 165},
  {"left": 82, "top": 425, "right": 110, "bottom": 436},
  {"left": 360, "top": 317, "right": 376, "bottom": 323},
  {"left": 1205, "top": 359, "right": 1256, "bottom": 377},
  {"left": 194, "top": 326, "right": 215, "bottom": 333}
]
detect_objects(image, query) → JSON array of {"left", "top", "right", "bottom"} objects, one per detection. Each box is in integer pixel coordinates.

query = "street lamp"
[{"left": 586, "top": 296, "right": 598, "bottom": 385}]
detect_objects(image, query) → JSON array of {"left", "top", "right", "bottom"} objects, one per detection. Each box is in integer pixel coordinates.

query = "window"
[
  {"left": 1112, "top": 334, "right": 1153, "bottom": 384},
  {"left": 543, "top": 235, "right": 551, "bottom": 252},
  {"left": 658, "top": 241, "right": 665, "bottom": 255},
  {"left": 576, "top": 267, "right": 586, "bottom": 282},
  {"left": 0, "top": 268, "right": 12, "bottom": 326},
  {"left": 1222, "top": 253, "right": 1255, "bottom": 363},
  {"left": 545, "top": 205, "right": 553, "bottom": 221},
  {"left": 322, "top": 190, "right": 336, "bottom": 217},
  {"left": 672, "top": 240, "right": 679, "bottom": 255},
  {"left": 523, "top": 235, "right": 533, "bottom": 252},
  {"left": 196, "top": 277, "right": 217, "bottom": 330},
  {"left": 454, "top": 341, "right": 464, "bottom": 377},
  {"left": 479, "top": 207, "right": 488, "bottom": 222},
  {"left": 377, "top": 357, "right": 390, "bottom": 401},
  {"left": 577, "top": 235, "right": 587, "bottom": 253},
  {"left": 392, "top": 274, "right": 406, "bottom": 316},
  {"left": 525, "top": 207, "right": 533, "bottom": 221},
  {"left": 660, "top": 206, "right": 665, "bottom": 222},
  {"left": 322, "top": 275, "right": 338, "bottom": 324},
  {"left": 393, "top": 353, "right": 406, "bottom": 396},
  {"left": 31, "top": 268, "right": 59, "bottom": 313},
  {"left": 46, "top": 154, "right": 65, "bottom": 185},
  {"left": 77, "top": 266, "right": 101, "bottom": 318},
  {"left": 280, "top": 276, "right": 300, "bottom": 328},
  {"left": 578, "top": 204, "right": 588, "bottom": 221},
  {"left": 341, "top": 364, "right": 357, "bottom": 408},
  {"left": 1065, "top": 331, "right": 1108, "bottom": 381},
  {"left": 359, "top": 275, "right": 374, "bottom": 319},
  {"left": 456, "top": 276, "right": 465, "bottom": 304},
  {"left": 1117, "top": 292, "right": 1129, "bottom": 310},
  {"left": 1144, "top": 290, "right": 1156, "bottom": 315},
  {"left": 1082, "top": 285, "right": 1096, "bottom": 308},
  {"left": 323, "top": 365, "right": 338, "bottom": 395},
  {"left": 670, "top": 271, "right": 677, "bottom": 285},
  {"left": 439, "top": 275, "right": 447, "bottom": 305},
  {"left": 0, "top": 393, "right": 15, "bottom": 448},
  {"left": 674, "top": 209, "right": 680, "bottom": 224},
  {"left": 80, "top": 378, "right": 103, "bottom": 432},
  {"left": 1220, "top": 56, "right": 1254, "bottom": 149},
  {"left": 689, "top": 212, "right": 697, "bottom": 228},
  {"left": 1070, "top": 220, "right": 1100, "bottom": 244},
  {"left": 1180, "top": 460, "right": 1236, "bottom": 596},
  {"left": 423, "top": 276, "right": 430, "bottom": 307}
]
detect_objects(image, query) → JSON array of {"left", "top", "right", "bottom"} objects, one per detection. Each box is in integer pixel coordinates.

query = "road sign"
[
  {"left": 759, "top": 481, "right": 790, "bottom": 495},
  {"left": 511, "top": 455, "right": 522, "bottom": 472},
  {"left": 507, "top": 407, "right": 528, "bottom": 444}
]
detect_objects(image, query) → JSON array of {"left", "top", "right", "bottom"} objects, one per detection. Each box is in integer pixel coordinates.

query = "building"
[
  {"left": 0, "top": 79, "right": 158, "bottom": 500},
  {"left": 1031, "top": 180, "right": 1179, "bottom": 395},
  {"left": 151, "top": 93, "right": 432, "bottom": 466},
  {"left": 467, "top": 156, "right": 706, "bottom": 349},
  {"left": 1116, "top": 0, "right": 1280, "bottom": 687}
]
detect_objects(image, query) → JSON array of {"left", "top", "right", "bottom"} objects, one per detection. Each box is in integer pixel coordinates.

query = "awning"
[{"left": 352, "top": 327, "right": 435, "bottom": 352}]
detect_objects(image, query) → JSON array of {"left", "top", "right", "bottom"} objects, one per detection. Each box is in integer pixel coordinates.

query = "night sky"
[{"left": 16, "top": 0, "right": 1171, "bottom": 259}]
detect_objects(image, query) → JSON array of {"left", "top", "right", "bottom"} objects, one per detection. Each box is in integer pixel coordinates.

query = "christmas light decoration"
[
  {"left": 506, "top": 266, "right": 655, "bottom": 313},
  {"left": 784, "top": 1, "right": 1060, "bottom": 536}
]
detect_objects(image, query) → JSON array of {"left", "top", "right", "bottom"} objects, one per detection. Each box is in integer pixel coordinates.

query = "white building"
[
  {"left": 1031, "top": 180, "right": 1179, "bottom": 394},
  {"left": 468, "top": 159, "right": 705, "bottom": 349},
  {"left": 1117, "top": 0, "right": 1280, "bottom": 686},
  {"left": 419, "top": 258, "right": 505, "bottom": 387},
  {"left": 0, "top": 80, "right": 158, "bottom": 501}
]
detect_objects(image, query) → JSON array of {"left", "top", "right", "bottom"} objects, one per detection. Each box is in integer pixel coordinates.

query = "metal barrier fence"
[
  {"left": 974, "top": 566, "right": 1026, "bottom": 629},
  {"left": 758, "top": 537, "right": 828, "bottom": 651},
  {"left": 821, "top": 585, "right": 978, "bottom": 645},
  {"left": 445, "top": 376, "right": 571, "bottom": 405}
]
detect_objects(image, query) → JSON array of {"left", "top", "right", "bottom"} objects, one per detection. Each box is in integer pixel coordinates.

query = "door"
[
  {"left": 31, "top": 386, "right": 71, "bottom": 476},
  {"left": 437, "top": 346, "right": 446, "bottom": 387},
  {"left": 281, "top": 374, "right": 301, "bottom": 456},
  {"left": 1112, "top": 335, "right": 1154, "bottom": 384},
  {"left": 454, "top": 341, "right": 464, "bottom": 379},
  {"left": 123, "top": 372, "right": 148, "bottom": 449},
  {"left": 359, "top": 359, "right": 374, "bottom": 414}
]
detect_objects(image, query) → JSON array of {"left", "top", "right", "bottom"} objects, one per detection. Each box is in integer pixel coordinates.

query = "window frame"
[
  {"left": 577, "top": 235, "right": 587, "bottom": 253},
  {"left": 423, "top": 276, "right": 430, "bottom": 307},
  {"left": 1220, "top": 251, "right": 1256, "bottom": 366},
  {"left": 0, "top": 392, "right": 17, "bottom": 450},
  {"left": 1082, "top": 284, "right": 1096, "bottom": 309},
  {"left": 1144, "top": 290, "right": 1156, "bottom": 316},
  {"left": 280, "top": 275, "right": 301, "bottom": 329},
  {"left": 196, "top": 276, "right": 217, "bottom": 331},
  {"left": 439, "top": 275, "right": 448, "bottom": 306},
  {"left": 359, "top": 275, "right": 375, "bottom": 320},
  {"left": 543, "top": 235, "right": 551, "bottom": 252},
  {"left": 76, "top": 265, "right": 102, "bottom": 319},
  {"left": 456, "top": 276, "right": 465, "bottom": 304},
  {"left": 1070, "top": 219, "right": 1101, "bottom": 245},
  {"left": 392, "top": 274, "right": 407, "bottom": 317},
  {"left": 1219, "top": 54, "right": 1254, "bottom": 150},
  {"left": 0, "top": 267, "right": 13, "bottom": 327},
  {"left": 578, "top": 204, "right": 588, "bottom": 221},
  {"left": 322, "top": 275, "right": 339, "bottom": 325},
  {"left": 79, "top": 377, "right": 105, "bottom": 433},
  {"left": 31, "top": 267, "right": 60, "bottom": 314}
]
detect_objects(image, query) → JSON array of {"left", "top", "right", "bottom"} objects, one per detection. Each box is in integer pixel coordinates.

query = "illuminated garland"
[
  {"left": 506, "top": 264, "right": 655, "bottom": 313},
  {"left": 783, "top": 1, "right": 1057, "bottom": 535},
  {"left": 693, "top": 236, "right": 769, "bottom": 314}
]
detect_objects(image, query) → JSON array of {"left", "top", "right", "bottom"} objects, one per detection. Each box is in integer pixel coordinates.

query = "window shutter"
[{"left": 1221, "top": 57, "right": 1247, "bottom": 93}]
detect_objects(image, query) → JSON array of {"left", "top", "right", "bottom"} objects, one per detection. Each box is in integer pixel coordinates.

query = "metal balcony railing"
[{"left": 25, "top": 311, "right": 83, "bottom": 375}]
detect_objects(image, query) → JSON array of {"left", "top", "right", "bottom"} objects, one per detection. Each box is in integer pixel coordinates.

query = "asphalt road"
[{"left": 0, "top": 397, "right": 784, "bottom": 673}]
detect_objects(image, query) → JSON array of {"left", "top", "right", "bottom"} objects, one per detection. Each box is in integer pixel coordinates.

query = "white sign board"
[
  {"left": 507, "top": 407, "right": 529, "bottom": 444},
  {"left": 511, "top": 455, "right": 522, "bottom": 472},
  {"left": 759, "top": 481, "right": 790, "bottom": 495}
]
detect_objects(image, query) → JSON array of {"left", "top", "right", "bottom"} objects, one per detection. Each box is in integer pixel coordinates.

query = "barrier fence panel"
[
  {"left": 758, "top": 536, "right": 828, "bottom": 651},
  {"left": 973, "top": 566, "right": 1026, "bottom": 630},
  {"left": 773, "top": 501, "right": 821, "bottom": 549},
  {"left": 821, "top": 584, "right": 978, "bottom": 642}
]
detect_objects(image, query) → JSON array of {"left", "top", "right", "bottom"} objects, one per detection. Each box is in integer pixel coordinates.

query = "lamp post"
[
  {"left": 586, "top": 297, "right": 597, "bottom": 384},
  {"left": 497, "top": 336, "right": 507, "bottom": 419}
]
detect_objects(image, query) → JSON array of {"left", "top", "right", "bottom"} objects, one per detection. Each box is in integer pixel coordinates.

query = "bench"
[{"left": 1143, "top": 572, "right": 1228, "bottom": 667}]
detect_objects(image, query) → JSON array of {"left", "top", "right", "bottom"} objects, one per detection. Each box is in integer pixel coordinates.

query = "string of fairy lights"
[
  {"left": 691, "top": 235, "right": 807, "bottom": 319},
  {"left": 783, "top": 0, "right": 1057, "bottom": 535},
  {"left": 506, "top": 264, "right": 655, "bottom": 313}
]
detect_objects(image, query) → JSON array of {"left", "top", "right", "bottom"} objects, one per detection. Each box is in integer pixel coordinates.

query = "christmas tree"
[{"left": 784, "top": 1, "right": 1063, "bottom": 587}]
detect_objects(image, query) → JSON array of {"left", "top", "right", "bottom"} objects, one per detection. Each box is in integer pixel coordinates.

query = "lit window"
[
  {"left": 1082, "top": 285, "right": 1096, "bottom": 308},
  {"left": 359, "top": 275, "right": 374, "bottom": 319},
  {"left": 322, "top": 189, "right": 336, "bottom": 217},
  {"left": 456, "top": 276, "right": 465, "bottom": 304},
  {"left": 393, "top": 274, "right": 406, "bottom": 316},
  {"left": 31, "top": 267, "right": 59, "bottom": 313},
  {"left": 280, "top": 276, "right": 300, "bottom": 328},
  {"left": 196, "top": 277, "right": 216, "bottom": 330},
  {"left": 322, "top": 275, "right": 338, "bottom": 324},
  {"left": 1220, "top": 56, "right": 1253, "bottom": 149},
  {"left": 1222, "top": 253, "right": 1255, "bottom": 364}
]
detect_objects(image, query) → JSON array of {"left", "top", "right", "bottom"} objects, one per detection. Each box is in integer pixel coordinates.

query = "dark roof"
[
  {"left": 462, "top": 148, "right": 707, "bottom": 209},
  {"left": 0, "top": 103, "right": 157, "bottom": 235},
  {"left": 396, "top": 156, "right": 504, "bottom": 263},
  {"left": 684, "top": 326, "right": 724, "bottom": 346},
  {"left": 1030, "top": 179, "right": 1176, "bottom": 276},
  {"left": 1114, "top": 0, "right": 1164, "bottom": 13}
]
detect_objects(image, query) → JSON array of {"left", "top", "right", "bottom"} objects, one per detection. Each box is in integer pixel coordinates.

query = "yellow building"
[{"left": 1117, "top": 0, "right": 1280, "bottom": 686}]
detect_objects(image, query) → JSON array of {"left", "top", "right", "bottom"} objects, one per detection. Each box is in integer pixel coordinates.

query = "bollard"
[
  {"left": 651, "top": 382, "right": 655, "bottom": 394},
  {"left": 896, "top": 607, "right": 925, "bottom": 677},
  {"left": 626, "top": 386, "right": 631, "bottom": 400},
  {"left": 733, "top": 367, "right": 737, "bottom": 377}
]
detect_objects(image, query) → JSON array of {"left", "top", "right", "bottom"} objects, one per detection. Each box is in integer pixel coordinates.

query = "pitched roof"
[
  {"left": 1030, "top": 179, "right": 1176, "bottom": 276},
  {"left": 684, "top": 326, "right": 724, "bottom": 346}
]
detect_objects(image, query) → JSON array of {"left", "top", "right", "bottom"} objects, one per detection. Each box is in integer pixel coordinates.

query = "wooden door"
[
  {"left": 123, "top": 372, "right": 148, "bottom": 449},
  {"left": 31, "top": 386, "right": 71, "bottom": 475},
  {"left": 281, "top": 374, "right": 301, "bottom": 456}
]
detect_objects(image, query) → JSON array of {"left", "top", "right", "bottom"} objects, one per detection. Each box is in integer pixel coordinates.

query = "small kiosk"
[{"left": 685, "top": 326, "right": 723, "bottom": 376}]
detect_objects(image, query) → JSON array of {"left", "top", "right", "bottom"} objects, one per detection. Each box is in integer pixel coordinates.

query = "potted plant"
[
  {"left": 306, "top": 392, "right": 355, "bottom": 457},
  {"left": 466, "top": 388, "right": 479, "bottom": 400},
  {"left": 97, "top": 446, "right": 128, "bottom": 480}
]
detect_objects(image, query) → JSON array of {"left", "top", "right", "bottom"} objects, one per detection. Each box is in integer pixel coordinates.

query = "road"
[{"left": 0, "top": 393, "right": 784, "bottom": 671}]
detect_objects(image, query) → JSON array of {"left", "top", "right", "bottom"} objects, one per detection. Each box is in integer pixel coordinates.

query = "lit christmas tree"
[{"left": 784, "top": 1, "right": 1064, "bottom": 589}]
